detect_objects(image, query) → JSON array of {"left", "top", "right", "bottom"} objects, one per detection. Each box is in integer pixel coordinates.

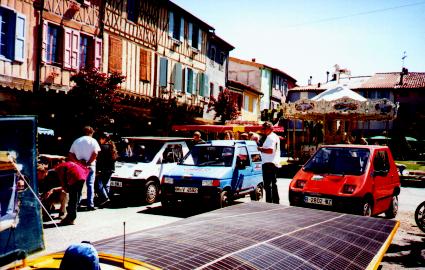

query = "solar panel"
[{"left": 94, "top": 202, "right": 398, "bottom": 270}]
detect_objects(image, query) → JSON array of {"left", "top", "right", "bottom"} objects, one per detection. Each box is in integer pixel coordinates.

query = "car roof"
[
  {"left": 123, "top": 136, "right": 192, "bottom": 142},
  {"left": 321, "top": 144, "right": 390, "bottom": 150}
]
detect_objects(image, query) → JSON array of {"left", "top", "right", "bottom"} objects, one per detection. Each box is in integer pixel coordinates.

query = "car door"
[
  {"left": 233, "top": 146, "right": 254, "bottom": 194},
  {"left": 159, "top": 143, "right": 184, "bottom": 179},
  {"left": 372, "top": 149, "right": 393, "bottom": 213}
]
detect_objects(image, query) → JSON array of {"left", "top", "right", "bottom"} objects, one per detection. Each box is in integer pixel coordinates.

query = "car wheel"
[
  {"left": 250, "top": 184, "right": 263, "bottom": 201},
  {"left": 361, "top": 199, "right": 373, "bottom": 217},
  {"left": 218, "top": 190, "right": 230, "bottom": 208},
  {"left": 145, "top": 181, "right": 158, "bottom": 204},
  {"left": 385, "top": 196, "right": 398, "bottom": 219}
]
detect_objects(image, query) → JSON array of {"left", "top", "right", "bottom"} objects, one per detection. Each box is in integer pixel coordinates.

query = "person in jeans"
[
  {"left": 69, "top": 126, "right": 101, "bottom": 211},
  {"left": 95, "top": 132, "right": 117, "bottom": 207},
  {"left": 257, "top": 121, "right": 281, "bottom": 204}
]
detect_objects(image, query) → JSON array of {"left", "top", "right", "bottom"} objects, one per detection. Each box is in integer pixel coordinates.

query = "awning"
[
  {"left": 37, "top": 127, "right": 54, "bottom": 136},
  {"left": 172, "top": 124, "right": 284, "bottom": 133}
]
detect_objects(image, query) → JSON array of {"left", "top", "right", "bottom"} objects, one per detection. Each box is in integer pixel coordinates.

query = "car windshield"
[
  {"left": 181, "top": 146, "right": 234, "bottom": 167},
  {"left": 117, "top": 140, "right": 164, "bottom": 163},
  {"left": 303, "top": 147, "right": 370, "bottom": 176}
]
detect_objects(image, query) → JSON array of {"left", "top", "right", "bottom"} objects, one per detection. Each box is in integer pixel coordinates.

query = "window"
[
  {"left": 46, "top": 24, "right": 60, "bottom": 64},
  {"left": 0, "top": 7, "right": 25, "bottom": 62},
  {"left": 188, "top": 23, "right": 202, "bottom": 50},
  {"left": 79, "top": 35, "right": 101, "bottom": 69},
  {"left": 244, "top": 95, "right": 249, "bottom": 111},
  {"left": 139, "top": 48, "right": 151, "bottom": 82},
  {"left": 168, "top": 11, "right": 183, "bottom": 41},
  {"left": 186, "top": 67, "right": 193, "bottom": 94},
  {"left": 210, "top": 82, "right": 215, "bottom": 97},
  {"left": 159, "top": 57, "right": 168, "bottom": 88},
  {"left": 209, "top": 46, "right": 216, "bottom": 60},
  {"left": 127, "top": 0, "right": 139, "bottom": 23},
  {"left": 219, "top": 86, "right": 223, "bottom": 92},
  {"left": 373, "top": 150, "right": 389, "bottom": 173}
]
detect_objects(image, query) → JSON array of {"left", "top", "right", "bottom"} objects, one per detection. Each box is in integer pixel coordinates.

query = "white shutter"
[
  {"left": 71, "top": 30, "right": 80, "bottom": 69},
  {"left": 94, "top": 37, "right": 102, "bottom": 69},
  {"left": 179, "top": 17, "right": 184, "bottom": 41},
  {"left": 63, "top": 27, "right": 72, "bottom": 68},
  {"left": 188, "top": 22, "right": 193, "bottom": 47},
  {"left": 14, "top": 13, "right": 26, "bottom": 62},
  {"left": 42, "top": 21, "right": 48, "bottom": 62},
  {"left": 168, "top": 11, "right": 174, "bottom": 37},
  {"left": 198, "top": 29, "right": 202, "bottom": 50}
]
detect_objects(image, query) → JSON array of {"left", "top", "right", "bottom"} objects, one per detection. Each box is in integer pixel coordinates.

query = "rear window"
[
  {"left": 303, "top": 147, "right": 370, "bottom": 175},
  {"left": 181, "top": 146, "right": 234, "bottom": 167}
]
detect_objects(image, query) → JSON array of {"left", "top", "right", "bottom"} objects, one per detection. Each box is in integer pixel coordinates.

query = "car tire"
[
  {"left": 218, "top": 190, "right": 230, "bottom": 208},
  {"left": 361, "top": 199, "right": 373, "bottom": 217},
  {"left": 145, "top": 181, "right": 158, "bottom": 204},
  {"left": 250, "top": 184, "right": 263, "bottom": 201},
  {"left": 385, "top": 195, "right": 398, "bottom": 219}
]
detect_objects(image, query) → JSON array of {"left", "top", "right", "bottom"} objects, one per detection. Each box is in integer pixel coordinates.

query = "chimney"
[
  {"left": 326, "top": 71, "right": 330, "bottom": 83},
  {"left": 399, "top": 67, "right": 409, "bottom": 85},
  {"left": 251, "top": 58, "right": 256, "bottom": 62},
  {"left": 308, "top": 76, "right": 312, "bottom": 86}
]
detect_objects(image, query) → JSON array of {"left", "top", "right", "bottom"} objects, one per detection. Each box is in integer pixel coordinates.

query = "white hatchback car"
[{"left": 110, "top": 137, "right": 191, "bottom": 204}]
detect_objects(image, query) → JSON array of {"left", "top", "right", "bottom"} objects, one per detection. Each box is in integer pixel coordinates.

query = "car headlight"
[
  {"left": 133, "top": 170, "right": 143, "bottom": 177},
  {"left": 163, "top": 177, "right": 174, "bottom": 184}
]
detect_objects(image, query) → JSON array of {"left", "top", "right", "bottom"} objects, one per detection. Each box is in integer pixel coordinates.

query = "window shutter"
[
  {"left": 63, "top": 27, "right": 72, "bottom": 69},
  {"left": 186, "top": 68, "right": 193, "bottom": 94},
  {"left": 159, "top": 57, "right": 168, "bottom": 87},
  {"left": 5, "top": 11, "right": 16, "bottom": 60},
  {"left": 42, "top": 21, "right": 47, "bottom": 62},
  {"left": 71, "top": 30, "right": 80, "bottom": 69},
  {"left": 188, "top": 22, "right": 192, "bottom": 47},
  {"left": 168, "top": 11, "right": 174, "bottom": 37},
  {"left": 203, "top": 73, "right": 209, "bottom": 97},
  {"left": 108, "top": 35, "right": 122, "bottom": 73},
  {"left": 94, "top": 37, "right": 102, "bottom": 68},
  {"left": 146, "top": 50, "right": 151, "bottom": 82},
  {"left": 139, "top": 48, "right": 147, "bottom": 81},
  {"left": 179, "top": 17, "right": 184, "bottom": 41},
  {"left": 174, "top": 63, "right": 182, "bottom": 91},
  {"left": 14, "top": 13, "right": 25, "bottom": 62},
  {"left": 192, "top": 71, "right": 197, "bottom": 95},
  {"left": 198, "top": 29, "right": 202, "bottom": 50}
]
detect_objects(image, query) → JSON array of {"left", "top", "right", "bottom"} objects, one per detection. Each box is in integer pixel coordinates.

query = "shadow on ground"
[{"left": 382, "top": 234, "right": 425, "bottom": 268}]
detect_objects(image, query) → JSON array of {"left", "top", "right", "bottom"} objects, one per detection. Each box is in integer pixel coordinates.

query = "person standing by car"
[
  {"left": 257, "top": 121, "right": 281, "bottom": 204},
  {"left": 69, "top": 126, "right": 101, "bottom": 211},
  {"left": 96, "top": 132, "right": 118, "bottom": 207}
]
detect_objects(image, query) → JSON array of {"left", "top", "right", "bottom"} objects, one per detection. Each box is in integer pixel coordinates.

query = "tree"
[
  {"left": 207, "top": 88, "right": 241, "bottom": 124},
  {"left": 69, "top": 67, "right": 125, "bottom": 128}
]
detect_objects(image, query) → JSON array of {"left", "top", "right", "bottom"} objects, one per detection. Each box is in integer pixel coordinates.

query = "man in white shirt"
[
  {"left": 257, "top": 121, "right": 281, "bottom": 204},
  {"left": 69, "top": 126, "right": 101, "bottom": 211}
]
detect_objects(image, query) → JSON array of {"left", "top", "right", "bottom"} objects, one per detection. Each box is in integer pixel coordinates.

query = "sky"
[{"left": 172, "top": 0, "right": 425, "bottom": 85}]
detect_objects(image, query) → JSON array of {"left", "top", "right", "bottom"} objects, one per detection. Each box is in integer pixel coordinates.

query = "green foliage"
[
  {"left": 69, "top": 67, "right": 125, "bottom": 127},
  {"left": 207, "top": 88, "right": 241, "bottom": 124}
]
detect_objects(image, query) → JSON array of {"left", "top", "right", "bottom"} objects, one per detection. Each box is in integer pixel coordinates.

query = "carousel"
[{"left": 282, "top": 85, "right": 398, "bottom": 160}]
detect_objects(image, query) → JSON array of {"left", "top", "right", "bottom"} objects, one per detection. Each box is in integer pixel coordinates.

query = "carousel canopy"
[{"left": 311, "top": 85, "right": 367, "bottom": 102}]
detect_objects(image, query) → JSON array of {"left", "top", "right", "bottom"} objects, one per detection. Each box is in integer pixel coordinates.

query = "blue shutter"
[
  {"left": 174, "top": 63, "right": 182, "bottom": 91},
  {"left": 159, "top": 58, "right": 168, "bottom": 87},
  {"left": 199, "top": 73, "right": 204, "bottom": 96},
  {"left": 188, "top": 22, "right": 192, "bottom": 47},
  {"left": 168, "top": 11, "right": 174, "bottom": 37},
  {"left": 179, "top": 17, "right": 184, "bottom": 41},
  {"left": 193, "top": 71, "right": 197, "bottom": 95},
  {"left": 186, "top": 68, "right": 193, "bottom": 94},
  {"left": 203, "top": 74, "right": 209, "bottom": 97}
]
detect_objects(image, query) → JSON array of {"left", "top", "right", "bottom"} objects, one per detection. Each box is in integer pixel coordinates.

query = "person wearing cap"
[{"left": 257, "top": 121, "right": 281, "bottom": 204}]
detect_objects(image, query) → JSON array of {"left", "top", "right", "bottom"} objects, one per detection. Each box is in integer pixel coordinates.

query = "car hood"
[
  {"left": 165, "top": 165, "right": 233, "bottom": 180},
  {"left": 112, "top": 161, "right": 155, "bottom": 179}
]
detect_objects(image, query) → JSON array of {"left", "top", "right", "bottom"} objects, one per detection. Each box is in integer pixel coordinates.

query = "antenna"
[
  {"left": 401, "top": 51, "right": 407, "bottom": 68},
  {"left": 122, "top": 221, "right": 126, "bottom": 266}
]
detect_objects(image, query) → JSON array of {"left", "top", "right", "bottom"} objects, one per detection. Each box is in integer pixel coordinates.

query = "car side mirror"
[{"left": 236, "top": 157, "right": 246, "bottom": 169}]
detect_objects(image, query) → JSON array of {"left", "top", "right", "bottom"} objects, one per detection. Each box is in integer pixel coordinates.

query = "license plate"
[
  {"left": 304, "top": 196, "right": 332, "bottom": 206},
  {"left": 110, "top": 180, "right": 122, "bottom": 187},
  {"left": 175, "top": 187, "right": 198, "bottom": 194}
]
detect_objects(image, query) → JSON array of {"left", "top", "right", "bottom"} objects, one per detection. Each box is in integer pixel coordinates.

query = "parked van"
[
  {"left": 110, "top": 137, "right": 191, "bottom": 204},
  {"left": 161, "top": 140, "right": 264, "bottom": 208},
  {"left": 289, "top": 144, "right": 400, "bottom": 217}
]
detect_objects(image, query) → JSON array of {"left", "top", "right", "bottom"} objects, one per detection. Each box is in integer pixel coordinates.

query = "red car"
[{"left": 289, "top": 144, "right": 400, "bottom": 217}]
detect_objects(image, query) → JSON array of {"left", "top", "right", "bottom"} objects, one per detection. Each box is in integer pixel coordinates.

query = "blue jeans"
[
  {"left": 96, "top": 171, "right": 112, "bottom": 202},
  {"left": 86, "top": 166, "right": 96, "bottom": 208}
]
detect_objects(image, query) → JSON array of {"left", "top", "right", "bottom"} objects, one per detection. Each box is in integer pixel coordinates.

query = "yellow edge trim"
[
  {"left": 11, "top": 252, "right": 161, "bottom": 270},
  {"left": 366, "top": 220, "right": 400, "bottom": 270}
]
